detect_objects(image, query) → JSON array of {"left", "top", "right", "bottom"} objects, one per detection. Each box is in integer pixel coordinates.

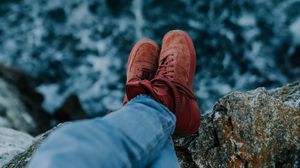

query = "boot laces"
[
  {"left": 156, "top": 54, "right": 195, "bottom": 99},
  {"left": 156, "top": 54, "right": 175, "bottom": 79}
]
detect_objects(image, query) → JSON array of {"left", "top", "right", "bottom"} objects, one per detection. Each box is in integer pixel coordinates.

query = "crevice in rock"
[
  {"left": 175, "top": 146, "right": 197, "bottom": 168},
  {"left": 213, "top": 103, "right": 228, "bottom": 115},
  {"left": 183, "top": 133, "right": 199, "bottom": 146},
  {"left": 275, "top": 161, "right": 284, "bottom": 167},
  {"left": 210, "top": 111, "right": 221, "bottom": 149},
  {"left": 212, "top": 126, "right": 220, "bottom": 148},
  {"left": 235, "top": 154, "right": 243, "bottom": 161},
  {"left": 245, "top": 161, "right": 249, "bottom": 168}
]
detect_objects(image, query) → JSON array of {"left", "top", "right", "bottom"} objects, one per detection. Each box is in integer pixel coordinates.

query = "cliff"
[{"left": 0, "top": 65, "right": 299, "bottom": 167}]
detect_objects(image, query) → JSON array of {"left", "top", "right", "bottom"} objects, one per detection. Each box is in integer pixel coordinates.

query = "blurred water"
[{"left": 0, "top": 0, "right": 299, "bottom": 115}]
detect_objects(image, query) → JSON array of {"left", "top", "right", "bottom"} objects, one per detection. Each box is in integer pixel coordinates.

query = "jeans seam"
[{"left": 123, "top": 94, "right": 176, "bottom": 167}]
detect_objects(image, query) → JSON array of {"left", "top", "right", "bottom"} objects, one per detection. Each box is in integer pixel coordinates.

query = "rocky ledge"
[
  {"left": 1, "top": 75, "right": 299, "bottom": 167},
  {"left": 175, "top": 82, "right": 300, "bottom": 168},
  {"left": 0, "top": 65, "right": 51, "bottom": 135}
]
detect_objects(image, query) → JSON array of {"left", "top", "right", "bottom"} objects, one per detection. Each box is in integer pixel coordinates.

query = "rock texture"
[
  {"left": 0, "top": 65, "right": 51, "bottom": 135},
  {"left": 175, "top": 81, "right": 300, "bottom": 167},
  {"left": 3, "top": 128, "right": 55, "bottom": 168},
  {"left": 0, "top": 127, "right": 34, "bottom": 167},
  {"left": 2, "top": 81, "right": 300, "bottom": 168}
]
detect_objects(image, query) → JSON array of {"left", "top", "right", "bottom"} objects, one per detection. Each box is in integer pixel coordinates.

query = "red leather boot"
[
  {"left": 126, "top": 30, "right": 201, "bottom": 135},
  {"left": 123, "top": 39, "right": 160, "bottom": 104}
]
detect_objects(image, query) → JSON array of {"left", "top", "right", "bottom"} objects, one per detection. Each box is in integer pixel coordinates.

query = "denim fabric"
[{"left": 28, "top": 95, "right": 179, "bottom": 168}]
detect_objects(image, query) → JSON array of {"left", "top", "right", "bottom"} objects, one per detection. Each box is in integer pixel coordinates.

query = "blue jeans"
[{"left": 28, "top": 95, "right": 179, "bottom": 168}]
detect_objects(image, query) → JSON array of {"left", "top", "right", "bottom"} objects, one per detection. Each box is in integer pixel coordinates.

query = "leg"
[
  {"left": 148, "top": 138, "right": 180, "bottom": 168},
  {"left": 28, "top": 95, "right": 175, "bottom": 168}
]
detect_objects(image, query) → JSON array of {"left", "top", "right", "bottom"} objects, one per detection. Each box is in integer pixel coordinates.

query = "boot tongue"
[
  {"left": 129, "top": 65, "right": 154, "bottom": 82},
  {"left": 139, "top": 68, "right": 155, "bottom": 79}
]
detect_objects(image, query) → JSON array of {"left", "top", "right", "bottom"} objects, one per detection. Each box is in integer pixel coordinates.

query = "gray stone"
[
  {"left": 175, "top": 81, "right": 300, "bottom": 167},
  {"left": 0, "top": 127, "right": 34, "bottom": 167}
]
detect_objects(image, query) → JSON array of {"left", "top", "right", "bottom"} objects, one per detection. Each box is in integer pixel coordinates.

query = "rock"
[
  {"left": 54, "top": 94, "right": 89, "bottom": 123},
  {"left": 2, "top": 127, "right": 56, "bottom": 168},
  {"left": 0, "top": 64, "right": 51, "bottom": 135},
  {"left": 175, "top": 81, "right": 300, "bottom": 167},
  {"left": 0, "top": 127, "right": 34, "bottom": 167},
  {"left": 3, "top": 82, "right": 300, "bottom": 167}
]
